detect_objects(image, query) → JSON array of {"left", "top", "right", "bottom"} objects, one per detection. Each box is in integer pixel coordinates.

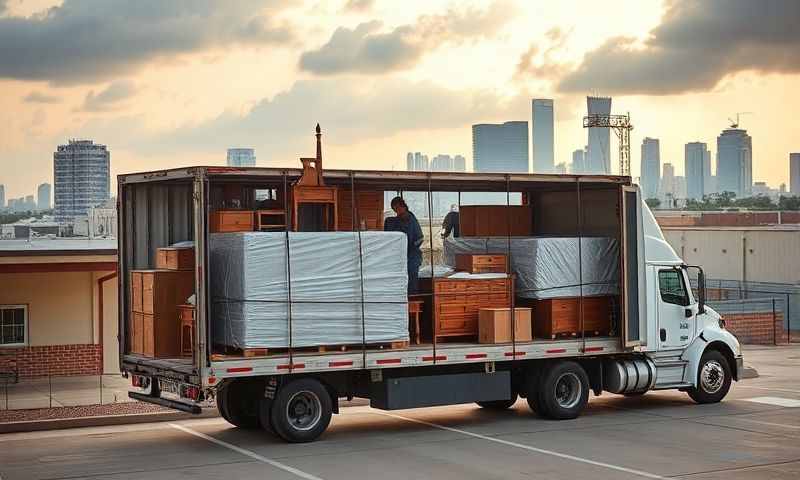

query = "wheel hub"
[
  {"left": 700, "top": 360, "right": 724, "bottom": 394},
  {"left": 286, "top": 390, "right": 322, "bottom": 431},
  {"left": 554, "top": 372, "right": 581, "bottom": 409}
]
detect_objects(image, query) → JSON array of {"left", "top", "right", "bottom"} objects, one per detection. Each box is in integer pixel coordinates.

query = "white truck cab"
[{"left": 641, "top": 204, "right": 743, "bottom": 401}]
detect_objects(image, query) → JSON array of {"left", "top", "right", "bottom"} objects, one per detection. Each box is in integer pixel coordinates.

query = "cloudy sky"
[{"left": 1, "top": 0, "right": 798, "bottom": 199}]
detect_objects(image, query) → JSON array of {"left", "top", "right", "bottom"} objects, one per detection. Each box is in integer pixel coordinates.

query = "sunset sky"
[{"left": 1, "top": 0, "right": 798, "bottom": 199}]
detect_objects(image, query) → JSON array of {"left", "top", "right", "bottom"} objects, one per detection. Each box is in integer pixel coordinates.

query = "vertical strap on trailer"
[
  {"left": 283, "top": 171, "right": 295, "bottom": 371},
  {"left": 427, "top": 175, "right": 436, "bottom": 362},
  {"left": 350, "top": 172, "right": 368, "bottom": 368},
  {"left": 506, "top": 175, "right": 516, "bottom": 357},
  {"left": 576, "top": 180, "right": 585, "bottom": 351}
]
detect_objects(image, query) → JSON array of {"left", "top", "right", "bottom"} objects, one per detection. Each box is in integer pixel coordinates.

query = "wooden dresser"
[
  {"left": 209, "top": 210, "right": 254, "bottom": 233},
  {"left": 432, "top": 276, "right": 512, "bottom": 342},
  {"left": 533, "top": 296, "right": 614, "bottom": 339},
  {"left": 130, "top": 270, "right": 195, "bottom": 358}
]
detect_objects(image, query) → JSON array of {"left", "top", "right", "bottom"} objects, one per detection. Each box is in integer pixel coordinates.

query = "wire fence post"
[
  {"left": 772, "top": 297, "right": 777, "bottom": 346},
  {"left": 48, "top": 372, "right": 52, "bottom": 409}
]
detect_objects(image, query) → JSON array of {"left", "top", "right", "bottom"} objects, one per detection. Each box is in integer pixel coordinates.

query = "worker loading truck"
[{"left": 121, "top": 127, "right": 742, "bottom": 443}]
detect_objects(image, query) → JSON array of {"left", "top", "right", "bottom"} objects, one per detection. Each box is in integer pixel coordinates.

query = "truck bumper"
[{"left": 734, "top": 355, "right": 744, "bottom": 381}]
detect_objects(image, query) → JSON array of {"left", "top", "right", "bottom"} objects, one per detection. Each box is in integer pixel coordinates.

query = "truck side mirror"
[{"left": 697, "top": 269, "right": 706, "bottom": 315}]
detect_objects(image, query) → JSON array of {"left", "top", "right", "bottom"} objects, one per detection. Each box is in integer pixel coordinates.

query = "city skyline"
[{"left": 1, "top": 1, "right": 799, "bottom": 198}]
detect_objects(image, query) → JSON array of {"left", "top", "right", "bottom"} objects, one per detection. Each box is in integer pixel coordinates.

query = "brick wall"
[
  {"left": 723, "top": 311, "right": 787, "bottom": 345},
  {"left": 1, "top": 344, "right": 102, "bottom": 377}
]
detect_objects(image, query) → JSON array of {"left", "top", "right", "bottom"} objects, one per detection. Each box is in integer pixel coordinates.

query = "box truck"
[{"left": 119, "top": 162, "right": 742, "bottom": 443}]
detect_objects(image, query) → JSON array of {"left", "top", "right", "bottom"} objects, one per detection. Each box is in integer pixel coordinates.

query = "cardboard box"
[
  {"left": 156, "top": 247, "right": 195, "bottom": 270},
  {"left": 478, "top": 307, "right": 532, "bottom": 343}
]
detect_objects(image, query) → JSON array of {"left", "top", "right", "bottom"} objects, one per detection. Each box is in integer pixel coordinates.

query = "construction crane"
[
  {"left": 728, "top": 112, "right": 752, "bottom": 129},
  {"left": 582, "top": 113, "right": 633, "bottom": 177}
]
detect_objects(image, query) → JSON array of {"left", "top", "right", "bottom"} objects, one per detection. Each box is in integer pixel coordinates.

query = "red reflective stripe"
[
  {"left": 277, "top": 363, "right": 305, "bottom": 370},
  {"left": 376, "top": 358, "right": 402, "bottom": 365},
  {"left": 504, "top": 351, "right": 525, "bottom": 357},
  {"left": 329, "top": 360, "right": 353, "bottom": 367},
  {"left": 422, "top": 355, "right": 447, "bottom": 361},
  {"left": 583, "top": 346, "right": 604, "bottom": 352},
  {"left": 207, "top": 376, "right": 217, "bottom": 385},
  {"left": 226, "top": 367, "right": 252, "bottom": 373},
  {"left": 546, "top": 348, "right": 567, "bottom": 354},
  {"left": 465, "top": 353, "right": 487, "bottom": 359}
]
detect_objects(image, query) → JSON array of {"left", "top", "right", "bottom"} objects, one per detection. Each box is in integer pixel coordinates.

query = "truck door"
[
  {"left": 656, "top": 267, "right": 697, "bottom": 349},
  {"left": 621, "top": 186, "right": 646, "bottom": 347}
]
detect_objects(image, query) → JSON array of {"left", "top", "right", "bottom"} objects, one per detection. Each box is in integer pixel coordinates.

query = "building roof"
[{"left": 0, "top": 238, "right": 117, "bottom": 256}]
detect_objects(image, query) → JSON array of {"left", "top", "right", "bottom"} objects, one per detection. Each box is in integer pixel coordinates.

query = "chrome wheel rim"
[
  {"left": 286, "top": 391, "right": 322, "bottom": 431},
  {"left": 554, "top": 372, "right": 582, "bottom": 409},
  {"left": 700, "top": 360, "right": 724, "bottom": 394}
]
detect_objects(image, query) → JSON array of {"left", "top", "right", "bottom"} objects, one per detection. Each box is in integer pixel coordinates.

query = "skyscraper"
[
  {"left": 431, "top": 154, "right": 453, "bottom": 171},
  {"left": 586, "top": 96, "right": 612, "bottom": 174},
  {"left": 406, "top": 152, "right": 414, "bottom": 171},
  {"left": 790, "top": 153, "right": 800, "bottom": 195},
  {"left": 531, "top": 99, "right": 554, "bottom": 173},
  {"left": 0, "top": 184, "right": 4, "bottom": 210},
  {"left": 685, "top": 142, "right": 712, "bottom": 200},
  {"left": 640, "top": 138, "right": 660, "bottom": 199},
  {"left": 571, "top": 147, "right": 587, "bottom": 174},
  {"left": 472, "top": 121, "right": 529, "bottom": 173},
  {"left": 226, "top": 148, "right": 256, "bottom": 167},
  {"left": 37, "top": 182, "right": 51, "bottom": 210},
  {"left": 54, "top": 140, "right": 110, "bottom": 220},
  {"left": 716, "top": 127, "right": 752, "bottom": 198},
  {"left": 660, "top": 163, "right": 675, "bottom": 206},
  {"left": 453, "top": 155, "right": 466, "bottom": 172}
]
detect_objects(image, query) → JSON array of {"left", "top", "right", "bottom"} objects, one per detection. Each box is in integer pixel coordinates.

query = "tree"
[
  {"left": 778, "top": 195, "right": 800, "bottom": 210},
  {"left": 645, "top": 198, "right": 661, "bottom": 209}
]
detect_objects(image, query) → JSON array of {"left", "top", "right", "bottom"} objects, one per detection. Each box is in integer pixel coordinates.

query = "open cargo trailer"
[{"left": 119, "top": 163, "right": 742, "bottom": 443}]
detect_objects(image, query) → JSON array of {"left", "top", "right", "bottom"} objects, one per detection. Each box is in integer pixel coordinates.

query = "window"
[
  {"left": 658, "top": 270, "right": 690, "bottom": 306},
  {"left": 0, "top": 305, "right": 27, "bottom": 346}
]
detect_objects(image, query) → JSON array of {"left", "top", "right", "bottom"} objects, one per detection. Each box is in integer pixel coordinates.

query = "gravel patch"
[{"left": 0, "top": 402, "right": 171, "bottom": 423}]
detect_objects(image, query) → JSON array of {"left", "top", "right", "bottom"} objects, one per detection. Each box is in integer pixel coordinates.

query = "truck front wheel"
[
  {"left": 535, "top": 361, "right": 590, "bottom": 420},
  {"left": 270, "top": 378, "right": 332, "bottom": 443},
  {"left": 687, "top": 350, "right": 731, "bottom": 404}
]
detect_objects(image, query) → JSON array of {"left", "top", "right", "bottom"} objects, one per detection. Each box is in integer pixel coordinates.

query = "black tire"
[
  {"left": 687, "top": 350, "right": 732, "bottom": 404},
  {"left": 258, "top": 396, "right": 275, "bottom": 434},
  {"left": 476, "top": 394, "right": 518, "bottom": 410},
  {"left": 217, "top": 379, "right": 261, "bottom": 429},
  {"left": 270, "top": 378, "right": 333, "bottom": 443},
  {"left": 536, "top": 361, "right": 590, "bottom": 420}
]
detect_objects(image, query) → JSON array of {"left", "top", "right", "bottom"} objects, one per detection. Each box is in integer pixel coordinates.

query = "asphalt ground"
[{"left": 1, "top": 345, "right": 799, "bottom": 480}]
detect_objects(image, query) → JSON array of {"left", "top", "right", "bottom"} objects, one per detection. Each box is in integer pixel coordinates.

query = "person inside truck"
[
  {"left": 384, "top": 196, "right": 424, "bottom": 293},
  {"left": 440, "top": 204, "right": 460, "bottom": 238}
]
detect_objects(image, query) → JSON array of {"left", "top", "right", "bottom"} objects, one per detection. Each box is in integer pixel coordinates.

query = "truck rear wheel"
[
  {"left": 535, "top": 361, "right": 589, "bottom": 420},
  {"left": 476, "top": 394, "right": 518, "bottom": 410},
  {"left": 687, "top": 350, "right": 731, "bottom": 404},
  {"left": 270, "top": 378, "right": 332, "bottom": 443},
  {"left": 217, "top": 379, "right": 261, "bottom": 429}
]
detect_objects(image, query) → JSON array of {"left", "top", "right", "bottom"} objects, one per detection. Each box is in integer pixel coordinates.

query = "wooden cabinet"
[
  {"left": 156, "top": 247, "right": 195, "bottom": 270},
  {"left": 533, "top": 296, "right": 614, "bottom": 339},
  {"left": 210, "top": 210, "right": 254, "bottom": 233},
  {"left": 459, "top": 205, "right": 532, "bottom": 236},
  {"left": 455, "top": 254, "right": 507, "bottom": 273},
  {"left": 432, "top": 277, "right": 512, "bottom": 342},
  {"left": 478, "top": 308, "right": 532, "bottom": 343},
  {"left": 130, "top": 270, "right": 195, "bottom": 358},
  {"left": 337, "top": 189, "right": 384, "bottom": 231},
  {"left": 292, "top": 185, "right": 338, "bottom": 231}
]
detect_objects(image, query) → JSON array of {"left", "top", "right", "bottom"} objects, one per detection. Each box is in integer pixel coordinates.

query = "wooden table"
[{"left": 408, "top": 300, "right": 424, "bottom": 345}]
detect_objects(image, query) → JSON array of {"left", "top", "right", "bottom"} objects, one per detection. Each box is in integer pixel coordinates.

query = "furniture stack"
[{"left": 129, "top": 246, "right": 195, "bottom": 358}]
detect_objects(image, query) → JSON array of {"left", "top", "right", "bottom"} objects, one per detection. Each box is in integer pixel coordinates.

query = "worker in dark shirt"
[
  {"left": 441, "top": 204, "right": 460, "bottom": 238},
  {"left": 384, "top": 196, "right": 424, "bottom": 294}
]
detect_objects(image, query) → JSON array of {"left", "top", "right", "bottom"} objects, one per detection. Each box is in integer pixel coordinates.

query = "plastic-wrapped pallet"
[
  {"left": 442, "top": 236, "right": 619, "bottom": 299},
  {"left": 210, "top": 231, "right": 409, "bottom": 349}
]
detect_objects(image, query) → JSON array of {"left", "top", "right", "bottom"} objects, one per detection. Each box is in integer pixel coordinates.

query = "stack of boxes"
[{"left": 130, "top": 246, "right": 195, "bottom": 358}]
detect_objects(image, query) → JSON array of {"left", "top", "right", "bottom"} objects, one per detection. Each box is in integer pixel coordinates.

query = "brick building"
[{"left": 0, "top": 239, "right": 118, "bottom": 377}]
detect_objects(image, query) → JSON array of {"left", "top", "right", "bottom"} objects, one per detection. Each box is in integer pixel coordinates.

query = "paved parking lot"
[{"left": 2, "top": 345, "right": 799, "bottom": 480}]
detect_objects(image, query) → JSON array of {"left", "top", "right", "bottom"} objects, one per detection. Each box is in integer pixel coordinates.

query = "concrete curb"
[
  {"left": 0, "top": 398, "right": 371, "bottom": 434},
  {"left": 0, "top": 408, "right": 220, "bottom": 434}
]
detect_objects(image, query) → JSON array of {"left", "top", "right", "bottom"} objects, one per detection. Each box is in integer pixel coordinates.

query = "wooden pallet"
[{"left": 211, "top": 341, "right": 409, "bottom": 360}]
